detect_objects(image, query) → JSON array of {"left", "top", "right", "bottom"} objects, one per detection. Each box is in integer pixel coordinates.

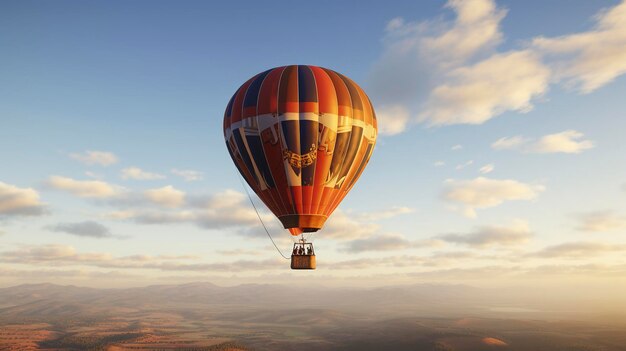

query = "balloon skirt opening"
[
  {"left": 279, "top": 214, "right": 327, "bottom": 232},
  {"left": 291, "top": 254, "right": 316, "bottom": 270}
]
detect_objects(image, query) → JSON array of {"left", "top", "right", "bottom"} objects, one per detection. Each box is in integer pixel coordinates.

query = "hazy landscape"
[
  {"left": 4, "top": 0, "right": 626, "bottom": 350},
  {"left": 2, "top": 282, "right": 626, "bottom": 351}
]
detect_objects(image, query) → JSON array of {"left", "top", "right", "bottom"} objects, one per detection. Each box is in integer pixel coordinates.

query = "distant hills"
[
  {"left": 1, "top": 281, "right": 623, "bottom": 322},
  {"left": 2, "top": 282, "right": 626, "bottom": 350},
  {"left": 0, "top": 282, "right": 487, "bottom": 319}
]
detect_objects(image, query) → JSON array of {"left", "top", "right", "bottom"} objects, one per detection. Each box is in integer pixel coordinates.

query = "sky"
[{"left": 2, "top": 0, "right": 626, "bottom": 294}]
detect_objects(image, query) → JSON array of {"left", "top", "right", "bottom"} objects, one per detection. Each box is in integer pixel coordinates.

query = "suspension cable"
[{"left": 238, "top": 175, "right": 290, "bottom": 260}]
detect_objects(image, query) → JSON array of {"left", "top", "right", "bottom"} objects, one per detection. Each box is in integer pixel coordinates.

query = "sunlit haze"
[{"left": 2, "top": 0, "right": 626, "bottom": 311}]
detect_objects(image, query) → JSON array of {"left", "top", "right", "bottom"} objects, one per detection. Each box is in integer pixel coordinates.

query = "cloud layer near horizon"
[
  {"left": 0, "top": 182, "right": 46, "bottom": 218},
  {"left": 442, "top": 177, "right": 544, "bottom": 218}
]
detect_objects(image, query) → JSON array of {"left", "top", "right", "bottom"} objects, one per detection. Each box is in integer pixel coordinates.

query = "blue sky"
[{"left": 2, "top": 0, "right": 626, "bottom": 291}]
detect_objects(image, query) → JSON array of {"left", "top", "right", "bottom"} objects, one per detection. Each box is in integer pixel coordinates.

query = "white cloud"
[
  {"left": 47, "top": 176, "right": 121, "bottom": 198},
  {"left": 491, "top": 136, "right": 529, "bottom": 150},
  {"left": 144, "top": 186, "right": 185, "bottom": 208},
  {"left": 108, "top": 189, "right": 264, "bottom": 230},
  {"left": 456, "top": 160, "right": 474, "bottom": 170},
  {"left": 368, "top": 0, "right": 550, "bottom": 128},
  {"left": 121, "top": 167, "right": 166, "bottom": 180},
  {"left": 368, "top": 0, "right": 626, "bottom": 133},
  {"left": 576, "top": 211, "right": 626, "bottom": 232},
  {"left": 195, "top": 202, "right": 262, "bottom": 229},
  {"left": 422, "top": 0, "right": 506, "bottom": 66},
  {"left": 438, "top": 219, "right": 531, "bottom": 247},
  {"left": 113, "top": 210, "right": 196, "bottom": 225},
  {"left": 330, "top": 255, "right": 428, "bottom": 270},
  {"left": 216, "top": 248, "right": 264, "bottom": 256},
  {"left": 451, "top": 144, "right": 463, "bottom": 151},
  {"left": 434, "top": 161, "right": 446, "bottom": 167},
  {"left": 478, "top": 164, "right": 494, "bottom": 174},
  {"left": 532, "top": 241, "right": 626, "bottom": 258},
  {"left": 0, "top": 244, "right": 101, "bottom": 262},
  {"left": 321, "top": 210, "right": 380, "bottom": 240},
  {"left": 0, "top": 244, "right": 281, "bottom": 272},
  {"left": 319, "top": 206, "right": 415, "bottom": 241},
  {"left": 0, "top": 182, "right": 46, "bottom": 217},
  {"left": 367, "top": 0, "right": 507, "bottom": 128},
  {"left": 341, "top": 234, "right": 442, "bottom": 253},
  {"left": 419, "top": 50, "right": 550, "bottom": 126},
  {"left": 376, "top": 104, "right": 411, "bottom": 135},
  {"left": 196, "top": 189, "right": 247, "bottom": 209},
  {"left": 342, "top": 233, "right": 414, "bottom": 253},
  {"left": 492, "top": 130, "right": 594, "bottom": 154},
  {"left": 532, "top": 1, "right": 626, "bottom": 93},
  {"left": 528, "top": 130, "right": 594, "bottom": 154},
  {"left": 442, "top": 177, "right": 544, "bottom": 217},
  {"left": 171, "top": 169, "right": 204, "bottom": 182},
  {"left": 69, "top": 150, "right": 118, "bottom": 166}
]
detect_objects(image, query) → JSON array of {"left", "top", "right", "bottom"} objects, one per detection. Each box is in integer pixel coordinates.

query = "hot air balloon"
[{"left": 223, "top": 65, "right": 377, "bottom": 269}]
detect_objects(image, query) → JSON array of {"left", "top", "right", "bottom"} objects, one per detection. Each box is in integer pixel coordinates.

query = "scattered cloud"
[
  {"left": 0, "top": 267, "right": 142, "bottom": 281},
  {"left": 478, "top": 163, "right": 494, "bottom": 174},
  {"left": 576, "top": 211, "right": 626, "bottom": 232},
  {"left": 456, "top": 160, "right": 474, "bottom": 170},
  {"left": 47, "top": 176, "right": 122, "bottom": 198},
  {"left": 0, "top": 182, "right": 46, "bottom": 217},
  {"left": 368, "top": 0, "right": 506, "bottom": 114},
  {"left": 330, "top": 255, "right": 428, "bottom": 270},
  {"left": 368, "top": 0, "right": 626, "bottom": 132},
  {"left": 1, "top": 244, "right": 110, "bottom": 263},
  {"left": 421, "top": 0, "right": 506, "bottom": 65},
  {"left": 69, "top": 150, "right": 118, "bottom": 166},
  {"left": 419, "top": 50, "right": 550, "bottom": 126},
  {"left": 0, "top": 244, "right": 282, "bottom": 272},
  {"left": 321, "top": 210, "right": 380, "bottom": 240},
  {"left": 342, "top": 234, "right": 413, "bottom": 253},
  {"left": 437, "top": 219, "right": 531, "bottom": 247},
  {"left": 369, "top": 0, "right": 549, "bottom": 128},
  {"left": 46, "top": 221, "right": 117, "bottom": 239},
  {"left": 144, "top": 186, "right": 185, "bottom": 208},
  {"left": 109, "top": 210, "right": 195, "bottom": 224},
  {"left": 108, "top": 189, "right": 264, "bottom": 230},
  {"left": 341, "top": 234, "right": 441, "bottom": 253},
  {"left": 321, "top": 206, "right": 415, "bottom": 240},
  {"left": 451, "top": 144, "right": 463, "bottom": 151},
  {"left": 531, "top": 241, "right": 626, "bottom": 258},
  {"left": 442, "top": 177, "right": 544, "bottom": 217},
  {"left": 532, "top": 1, "right": 626, "bottom": 93},
  {"left": 407, "top": 265, "right": 517, "bottom": 279},
  {"left": 491, "top": 136, "right": 529, "bottom": 150},
  {"left": 528, "top": 130, "right": 594, "bottom": 154},
  {"left": 492, "top": 130, "right": 594, "bottom": 154},
  {"left": 353, "top": 206, "right": 415, "bottom": 221},
  {"left": 216, "top": 249, "right": 264, "bottom": 256},
  {"left": 376, "top": 105, "right": 411, "bottom": 135},
  {"left": 171, "top": 169, "right": 204, "bottom": 182},
  {"left": 434, "top": 161, "right": 445, "bottom": 167},
  {"left": 121, "top": 167, "right": 166, "bottom": 180},
  {"left": 46, "top": 177, "right": 259, "bottom": 230}
]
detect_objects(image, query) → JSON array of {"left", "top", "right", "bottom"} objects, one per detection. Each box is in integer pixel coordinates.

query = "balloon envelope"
[{"left": 223, "top": 65, "right": 377, "bottom": 234}]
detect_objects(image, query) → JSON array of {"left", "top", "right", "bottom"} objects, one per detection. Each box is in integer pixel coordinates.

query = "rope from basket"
[{"left": 238, "top": 175, "right": 290, "bottom": 260}]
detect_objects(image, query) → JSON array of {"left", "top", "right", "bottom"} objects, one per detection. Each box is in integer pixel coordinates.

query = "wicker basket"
[{"left": 291, "top": 254, "right": 316, "bottom": 270}]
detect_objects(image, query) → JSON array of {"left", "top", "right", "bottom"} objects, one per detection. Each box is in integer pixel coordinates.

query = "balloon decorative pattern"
[{"left": 224, "top": 65, "right": 377, "bottom": 235}]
